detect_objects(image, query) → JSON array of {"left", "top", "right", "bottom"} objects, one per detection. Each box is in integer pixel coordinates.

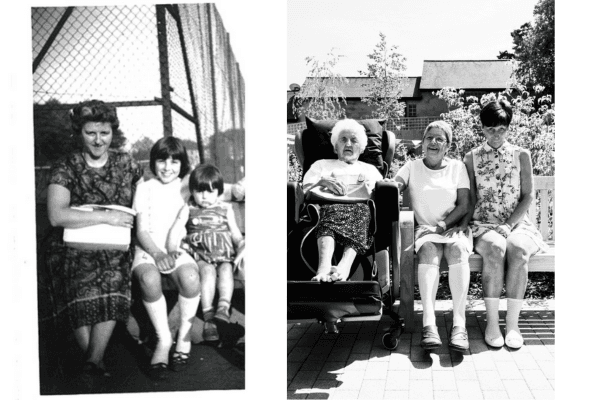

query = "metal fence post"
[{"left": 156, "top": 5, "right": 173, "bottom": 137}]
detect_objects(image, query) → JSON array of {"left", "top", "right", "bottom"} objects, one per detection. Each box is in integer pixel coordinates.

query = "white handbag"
[{"left": 63, "top": 205, "right": 136, "bottom": 251}]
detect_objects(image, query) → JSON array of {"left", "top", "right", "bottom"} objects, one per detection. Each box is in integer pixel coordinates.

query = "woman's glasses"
[{"left": 424, "top": 136, "right": 447, "bottom": 145}]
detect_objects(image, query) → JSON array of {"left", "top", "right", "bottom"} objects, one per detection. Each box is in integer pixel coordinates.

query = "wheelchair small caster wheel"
[
  {"left": 382, "top": 332, "right": 399, "bottom": 350},
  {"left": 324, "top": 321, "right": 339, "bottom": 334}
]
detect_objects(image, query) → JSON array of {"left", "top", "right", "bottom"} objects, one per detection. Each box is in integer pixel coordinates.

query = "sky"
[{"left": 288, "top": 0, "right": 539, "bottom": 87}]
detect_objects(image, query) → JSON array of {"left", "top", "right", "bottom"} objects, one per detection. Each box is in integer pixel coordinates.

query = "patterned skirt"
[
  {"left": 315, "top": 203, "right": 372, "bottom": 255},
  {"left": 471, "top": 218, "right": 549, "bottom": 254},
  {"left": 45, "top": 234, "right": 132, "bottom": 329}
]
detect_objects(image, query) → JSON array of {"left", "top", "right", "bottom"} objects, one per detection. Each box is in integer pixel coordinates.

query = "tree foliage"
[
  {"left": 359, "top": 33, "right": 409, "bottom": 119},
  {"left": 499, "top": 0, "right": 554, "bottom": 98},
  {"left": 292, "top": 51, "right": 348, "bottom": 120},
  {"left": 434, "top": 72, "right": 555, "bottom": 177}
]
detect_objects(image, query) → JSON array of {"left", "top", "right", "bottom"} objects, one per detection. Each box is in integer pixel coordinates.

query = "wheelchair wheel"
[{"left": 382, "top": 332, "right": 399, "bottom": 350}]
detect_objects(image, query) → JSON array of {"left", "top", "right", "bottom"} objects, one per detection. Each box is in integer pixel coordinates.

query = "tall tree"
[
  {"left": 292, "top": 51, "right": 348, "bottom": 120},
  {"left": 359, "top": 32, "right": 409, "bottom": 119},
  {"left": 500, "top": 0, "right": 554, "bottom": 98}
]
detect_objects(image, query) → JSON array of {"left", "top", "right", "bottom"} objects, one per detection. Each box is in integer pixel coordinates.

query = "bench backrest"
[
  {"left": 530, "top": 176, "right": 554, "bottom": 242},
  {"left": 401, "top": 175, "right": 554, "bottom": 242}
]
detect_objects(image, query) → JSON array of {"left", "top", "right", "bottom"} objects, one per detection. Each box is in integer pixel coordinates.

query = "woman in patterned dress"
[
  {"left": 46, "top": 100, "right": 142, "bottom": 377},
  {"left": 463, "top": 99, "right": 548, "bottom": 349},
  {"left": 302, "top": 119, "right": 384, "bottom": 283}
]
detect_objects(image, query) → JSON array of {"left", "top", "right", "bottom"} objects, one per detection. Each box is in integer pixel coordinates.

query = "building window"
[{"left": 407, "top": 104, "right": 416, "bottom": 117}]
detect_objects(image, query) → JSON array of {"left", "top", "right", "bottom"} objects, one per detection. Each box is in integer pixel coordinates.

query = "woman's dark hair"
[
  {"left": 70, "top": 99, "right": 125, "bottom": 149},
  {"left": 70, "top": 99, "right": 120, "bottom": 133},
  {"left": 480, "top": 99, "right": 513, "bottom": 127},
  {"left": 149, "top": 136, "right": 190, "bottom": 178},
  {"left": 189, "top": 164, "right": 224, "bottom": 196}
]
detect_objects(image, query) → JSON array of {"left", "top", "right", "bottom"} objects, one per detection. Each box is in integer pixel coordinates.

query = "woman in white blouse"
[{"left": 393, "top": 120, "right": 471, "bottom": 352}]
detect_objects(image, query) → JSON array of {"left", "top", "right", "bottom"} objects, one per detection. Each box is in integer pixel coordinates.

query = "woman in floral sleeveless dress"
[{"left": 463, "top": 99, "right": 548, "bottom": 350}]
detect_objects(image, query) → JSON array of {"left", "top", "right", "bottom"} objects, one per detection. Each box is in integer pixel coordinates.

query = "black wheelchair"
[{"left": 287, "top": 118, "right": 405, "bottom": 349}]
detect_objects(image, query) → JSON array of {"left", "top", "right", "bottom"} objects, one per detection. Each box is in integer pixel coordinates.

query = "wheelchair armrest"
[
  {"left": 288, "top": 181, "right": 305, "bottom": 228},
  {"left": 373, "top": 181, "right": 399, "bottom": 221}
]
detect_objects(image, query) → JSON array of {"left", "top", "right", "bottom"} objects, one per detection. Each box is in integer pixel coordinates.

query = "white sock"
[
  {"left": 418, "top": 264, "right": 439, "bottom": 327},
  {"left": 448, "top": 262, "right": 470, "bottom": 328},
  {"left": 484, "top": 297, "right": 504, "bottom": 347},
  {"left": 176, "top": 294, "right": 201, "bottom": 353},
  {"left": 143, "top": 295, "right": 172, "bottom": 365},
  {"left": 505, "top": 298, "right": 524, "bottom": 348}
]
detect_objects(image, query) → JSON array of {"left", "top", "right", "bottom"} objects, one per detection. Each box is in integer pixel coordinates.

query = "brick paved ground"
[{"left": 287, "top": 308, "right": 554, "bottom": 399}]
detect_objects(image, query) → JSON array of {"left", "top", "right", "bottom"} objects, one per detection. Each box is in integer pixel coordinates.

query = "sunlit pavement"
[{"left": 288, "top": 304, "right": 554, "bottom": 399}]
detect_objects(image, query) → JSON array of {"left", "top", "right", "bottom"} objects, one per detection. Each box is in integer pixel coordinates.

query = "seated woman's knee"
[
  {"left": 445, "top": 241, "right": 469, "bottom": 263},
  {"left": 506, "top": 237, "right": 532, "bottom": 264},
  {"left": 481, "top": 239, "right": 506, "bottom": 263},
  {"left": 418, "top": 242, "right": 442, "bottom": 263}
]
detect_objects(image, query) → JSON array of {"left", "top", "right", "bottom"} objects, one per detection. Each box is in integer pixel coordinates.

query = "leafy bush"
[{"left": 434, "top": 79, "right": 555, "bottom": 177}]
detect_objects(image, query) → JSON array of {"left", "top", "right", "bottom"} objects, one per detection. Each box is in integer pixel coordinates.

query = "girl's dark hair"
[
  {"left": 149, "top": 136, "right": 190, "bottom": 178},
  {"left": 70, "top": 99, "right": 120, "bottom": 133},
  {"left": 480, "top": 99, "right": 513, "bottom": 127},
  {"left": 189, "top": 164, "right": 224, "bottom": 195}
]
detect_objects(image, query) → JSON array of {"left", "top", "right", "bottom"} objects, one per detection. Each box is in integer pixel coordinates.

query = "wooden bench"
[{"left": 395, "top": 176, "right": 555, "bottom": 332}]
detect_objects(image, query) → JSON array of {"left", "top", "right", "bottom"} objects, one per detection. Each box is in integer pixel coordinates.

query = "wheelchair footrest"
[{"left": 287, "top": 281, "right": 382, "bottom": 322}]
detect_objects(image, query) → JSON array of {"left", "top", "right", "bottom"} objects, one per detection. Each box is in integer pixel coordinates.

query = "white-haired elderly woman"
[
  {"left": 302, "top": 119, "right": 384, "bottom": 283},
  {"left": 393, "top": 120, "right": 472, "bottom": 353}
]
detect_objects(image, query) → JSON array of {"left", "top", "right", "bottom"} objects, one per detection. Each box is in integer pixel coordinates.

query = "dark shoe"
[
  {"left": 82, "top": 361, "right": 111, "bottom": 377},
  {"left": 170, "top": 351, "right": 190, "bottom": 372},
  {"left": 420, "top": 325, "right": 442, "bottom": 349},
  {"left": 448, "top": 326, "right": 470, "bottom": 353},
  {"left": 203, "top": 319, "right": 220, "bottom": 342},
  {"left": 148, "top": 363, "right": 168, "bottom": 381},
  {"left": 214, "top": 306, "right": 231, "bottom": 323}
]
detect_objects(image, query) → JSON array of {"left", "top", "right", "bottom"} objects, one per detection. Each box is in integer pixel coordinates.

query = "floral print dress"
[
  {"left": 45, "top": 150, "right": 142, "bottom": 329},
  {"left": 470, "top": 142, "right": 548, "bottom": 253}
]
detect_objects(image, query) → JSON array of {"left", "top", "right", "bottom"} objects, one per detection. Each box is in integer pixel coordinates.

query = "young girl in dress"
[
  {"left": 167, "top": 164, "right": 245, "bottom": 342},
  {"left": 132, "top": 137, "right": 201, "bottom": 379}
]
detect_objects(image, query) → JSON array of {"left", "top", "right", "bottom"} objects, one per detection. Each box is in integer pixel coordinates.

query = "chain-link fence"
[{"left": 32, "top": 3, "right": 244, "bottom": 190}]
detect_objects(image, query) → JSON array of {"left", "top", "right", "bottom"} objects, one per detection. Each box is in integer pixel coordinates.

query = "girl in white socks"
[
  {"left": 132, "top": 137, "right": 201, "bottom": 380},
  {"left": 463, "top": 100, "right": 548, "bottom": 349},
  {"left": 393, "top": 121, "right": 473, "bottom": 352}
]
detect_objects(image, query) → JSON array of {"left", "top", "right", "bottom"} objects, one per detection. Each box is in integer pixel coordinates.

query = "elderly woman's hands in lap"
[{"left": 317, "top": 175, "right": 348, "bottom": 196}]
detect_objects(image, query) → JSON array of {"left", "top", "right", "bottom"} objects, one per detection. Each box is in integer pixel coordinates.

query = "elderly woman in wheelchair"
[{"left": 302, "top": 119, "right": 384, "bottom": 283}]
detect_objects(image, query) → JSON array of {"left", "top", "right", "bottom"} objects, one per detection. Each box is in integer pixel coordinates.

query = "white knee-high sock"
[
  {"left": 484, "top": 297, "right": 504, "bottom": 347},
  {"left": 418, "top": 264, "right": 440, "bottom": 327},
  {"left": 448, "top": 262, "right": 470, "bottom": 328},
  {"left": 143, "top": 295, "right": 172, "bottom": 364},
  {"left": 176, "top": 294, "right": 201, "bottom": 353},
  {"left": 505, "top": 298, "right": 524, "bottom": 348}
]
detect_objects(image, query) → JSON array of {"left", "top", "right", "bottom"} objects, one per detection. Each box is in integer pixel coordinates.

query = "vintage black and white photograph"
[
  {"left": 287, "top": 0, "right": 558, "bottom": 398},
  {"left": 32, "top": 2, "right": 246, "bottom": 395}
]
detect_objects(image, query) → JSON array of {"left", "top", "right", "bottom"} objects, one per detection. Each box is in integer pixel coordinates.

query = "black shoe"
[
  {"left": 420, "top": 325, "right": 442, "bottom": 349},
  {"left": 170, "top": 351, "right": 190, "bottom": 372},
  {"left": 148, "top": 363, "right": 169, "bottom": 381},
  {"left": 448, "top": 326, "right": 469, "bottom": 353}
]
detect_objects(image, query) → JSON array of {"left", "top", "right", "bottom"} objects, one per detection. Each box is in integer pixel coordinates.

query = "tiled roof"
[
  {"left": 420, "top": 60, "right": 514, "bottom": 90},
  {"left": 301, "top": 76, "right": 421, "bottom": 98}
]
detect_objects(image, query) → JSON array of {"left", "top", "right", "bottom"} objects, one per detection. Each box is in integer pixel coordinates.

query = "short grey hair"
[
  {"left": 423, "top": 120, "right": 453, "bottom": 144},
  {"left": 330, "top": 119, "right": 368, "bottom": 153}
]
